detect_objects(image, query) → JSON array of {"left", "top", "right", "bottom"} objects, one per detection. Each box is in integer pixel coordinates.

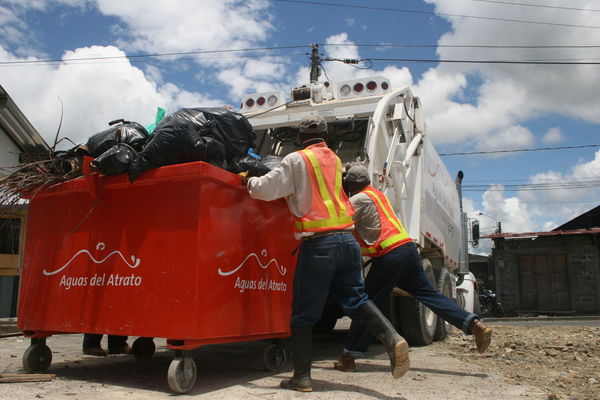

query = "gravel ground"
[
  {"left": 444, "top": 324, "right": 600, "bottom": 400},
  {"left": 3, "top": 322, "right": 596, "bottom": 399}
]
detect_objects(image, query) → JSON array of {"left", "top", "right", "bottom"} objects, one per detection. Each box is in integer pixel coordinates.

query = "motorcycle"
[{"left": 479, "top": 288, "right": 504, "bottom": 317}]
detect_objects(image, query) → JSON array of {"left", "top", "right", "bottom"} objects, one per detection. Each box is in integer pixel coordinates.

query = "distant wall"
[{"left": 491, "top": 234, "right": 600, "bottom": 315}]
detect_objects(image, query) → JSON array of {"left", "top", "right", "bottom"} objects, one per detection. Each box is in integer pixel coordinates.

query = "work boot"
[
  {"left": 82, "top": 346, "right": 108, "bottom": 357},
  {"left": 108, "top": 344, "right": 132, "bottom": 355},
  {"left": 280, "top": 326, "right": 313, "bottom": 392},
  {"left": 471, "top": 319, "right": 493, "bottom": 353},
  {"left": 357, "top": 300, "right": 410, "bottom": 379},
  {"left": 333, "top": 354, "right": 356, "bottom": 372}
]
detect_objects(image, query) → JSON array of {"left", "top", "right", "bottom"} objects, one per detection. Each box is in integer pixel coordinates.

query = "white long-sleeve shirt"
[
  {"left": 247, "top": 147, "right": 354, "bottom": 239},
  {"left": 246, "top": 151, "right": 312, "bottom": 218}
]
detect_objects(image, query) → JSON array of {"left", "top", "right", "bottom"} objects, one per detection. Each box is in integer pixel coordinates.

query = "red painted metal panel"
[{"left": 18, "top": 161, "right": 297, "bottom": 344}]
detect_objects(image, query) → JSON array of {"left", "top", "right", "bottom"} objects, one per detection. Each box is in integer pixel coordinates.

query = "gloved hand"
[{"left": 238, "top": 171, "right": 249, "bottom": 185}]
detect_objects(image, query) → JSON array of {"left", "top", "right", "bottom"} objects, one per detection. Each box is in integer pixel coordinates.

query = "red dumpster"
[{"left": 17, "top": 160, "right": 298, "bottom": 393}]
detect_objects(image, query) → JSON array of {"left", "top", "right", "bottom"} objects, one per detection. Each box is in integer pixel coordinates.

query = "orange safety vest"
[
  {"left": 294, "top": 143, "right": 355, "bottom": 233},
  {"left": 356, "top": 186, "right": 411, "bottom": 257}
]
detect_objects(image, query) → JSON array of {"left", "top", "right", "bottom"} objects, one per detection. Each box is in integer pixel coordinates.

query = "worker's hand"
[{"left": 238, "top": 171, "right": 249, "bottom": 185}]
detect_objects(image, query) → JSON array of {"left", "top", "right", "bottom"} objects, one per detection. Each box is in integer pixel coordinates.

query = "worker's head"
[
  {"left": 343, "top": 165, "right": 370, "bottom": 195},
  {"left": 298, "top": 113, "right": 327, "bottom": 144}
]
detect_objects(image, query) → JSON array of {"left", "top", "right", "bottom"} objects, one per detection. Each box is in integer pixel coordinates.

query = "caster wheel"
[
  {"left": 23, "top": 343, "right": 52, "bottom": 373},
  {"left": 167, "top": 356, "right": 197, "bottom": 394},
  {"left": 263, "top": 342, "right": 287, "bottom": 372},
  {"left": 132, "top": 337, "right": 155, "bottom": 360}
]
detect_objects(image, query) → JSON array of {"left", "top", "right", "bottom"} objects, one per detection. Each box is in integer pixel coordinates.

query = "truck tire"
[
  {"left": 433, "top": 267, "right": 455, "bottom": 341},
  {"left": 393, "top": 259, "right": 438, "bottom": 346}
]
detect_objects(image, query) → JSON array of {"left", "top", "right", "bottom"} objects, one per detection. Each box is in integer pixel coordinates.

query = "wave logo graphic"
[
  {"left": 43, "top": 242, "right": 141, "bottom": 276},
  {"left": 217, "top": 249, "right": 286, "bottom": 277},
  {"left": 427, "top": 163, "right": 449, "bottom": 185}
]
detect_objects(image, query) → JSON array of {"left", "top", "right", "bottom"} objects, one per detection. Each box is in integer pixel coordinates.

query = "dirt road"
[{"left": 0, "top": 321, "right": 547, "bottom": 400}]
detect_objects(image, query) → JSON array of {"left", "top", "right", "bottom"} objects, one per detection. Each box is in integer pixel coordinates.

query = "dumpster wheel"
[
  {"left": 132, "top": 337, "right": 155, "bottom": 360},
  {"left": 23, "top": 342, "right": 52, "bottom": 373},
  {"left": 167, "top": 356, "right": 197, "bottom": 394},
  {"left": 263, "top": 341, "right": 287, "bottom": 372}
]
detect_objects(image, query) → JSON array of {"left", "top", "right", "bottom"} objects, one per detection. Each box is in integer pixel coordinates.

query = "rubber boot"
[
  {"left": 470, "top": 319, "right": 493, "bottom": 353},
  {"left": 357, "top": 300, "right": 410, "bottom": 379},
  {"left": 280, "top": 326, "right": 313, "bottom": 392}
]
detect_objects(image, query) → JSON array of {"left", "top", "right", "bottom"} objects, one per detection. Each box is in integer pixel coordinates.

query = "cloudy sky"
[{"left": 1, "top": 0, "right": 599, "bottom": 253}]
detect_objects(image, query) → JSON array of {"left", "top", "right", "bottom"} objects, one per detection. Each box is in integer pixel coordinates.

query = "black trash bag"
[
  {"left": 128, "top": 107, "right": 255, "bottom": 182},
  {"left": 128, "top": 112, "right": 227, "bottom": 182},
  {"left": 91, "top": 144, "right": 137, "bottom": 176},
  {"left": 230, "top": 155, "right": 271, "bottom": 177},
  {"left": 86, "top": 119, "right": 149, "bottom": 158},
  {"left": 168, "top": 108, "right": 257, "bottom": 162}
]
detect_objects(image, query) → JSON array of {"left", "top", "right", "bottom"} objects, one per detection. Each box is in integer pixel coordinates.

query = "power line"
[
  {"left": 462, "top": 179, "right": 600, "bottom": 191},
  {"left": 323, "top": 43, "right": 600, "bottom": 49},
  {"left": 5, "top": 43, "right": 600, "bottom": 68},
  {"left": 367, "top": 57, "right": 600, "bottom": 65},
  {"left": 440, "top": 144, "right": 600, "bottom": 156},
  {"left": 472, "top": 0, "right": 600, "bottom": 13},
  {"left": 274, "top": 0, "right": 600, "bottom": 29},
  {"left": 483, "top": 199, "right": 600, "bottom": 204},
  {"left": 0, "top": 45, "right": 307, "bottom": 66}
]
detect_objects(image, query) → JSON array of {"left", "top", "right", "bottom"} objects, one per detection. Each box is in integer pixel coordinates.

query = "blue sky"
[{"left": 1, "top": 0, "right": 599, "bottom": 254}]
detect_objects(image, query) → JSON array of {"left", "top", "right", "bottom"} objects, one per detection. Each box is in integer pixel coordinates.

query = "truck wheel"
[
  {"left": 393, "top": 259, "right": 437, "bottom": 346},
  {"left": 433, "top": 267, "right": 455, "bottom": 341}
]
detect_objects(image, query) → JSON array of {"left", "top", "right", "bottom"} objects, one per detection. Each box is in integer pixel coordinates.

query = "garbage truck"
[{"left": 239, "top": 70, "right": 478, "bottom": 345}]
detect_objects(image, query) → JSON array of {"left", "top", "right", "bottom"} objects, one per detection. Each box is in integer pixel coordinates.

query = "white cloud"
[
  {"left": 344, "top": 18, "right": 356, "bottom": 27},
  {"left": 96, "top": 0, "right": 273, "bottom": 54},
  {"left": 0, "top": 45, "right": 220, "bottom": 148},
  {"left": 475, "top": 125, "right": 535, "bottom": 153},
  {"left": 472, "top": 150, "right": 600, "bottom": 233},
  {"left": 542, "top": 127, "right": 564, "bottom": 144},
  {"left": 417, "top": 0, "right": 600, "bottom": 145}
]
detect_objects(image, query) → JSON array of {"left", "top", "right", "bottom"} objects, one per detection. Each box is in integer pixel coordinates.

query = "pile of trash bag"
[
  {"left": 77, "top": 107, "right": 279, "bottom": 181},
  {"left": 128, "top": 107, "right": 259, "bottom": 182}
]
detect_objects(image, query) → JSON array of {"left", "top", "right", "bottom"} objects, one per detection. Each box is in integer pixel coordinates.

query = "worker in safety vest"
[
  {"left": 245, "top": 113, "right": 409, "bottom": 392},
  {"left": 333, "top": 165, "right": 493, "bottom": 373}
]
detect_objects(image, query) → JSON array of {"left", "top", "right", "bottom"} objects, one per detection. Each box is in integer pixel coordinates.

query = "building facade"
[
  {"left": 489, "top": 228, "right": 600, "bottom": 316},
  {"left": 0, "top": 85, "right": 50, "bottom": 317}
]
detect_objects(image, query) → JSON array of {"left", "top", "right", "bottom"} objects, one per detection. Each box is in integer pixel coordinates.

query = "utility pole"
[{"left": 309, "top": 43, "right": 320, "bottom": 83}]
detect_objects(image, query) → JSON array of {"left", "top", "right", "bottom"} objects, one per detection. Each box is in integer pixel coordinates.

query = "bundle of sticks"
[{"left": 0, "top": 149, "right": 83, "bottom": 208}]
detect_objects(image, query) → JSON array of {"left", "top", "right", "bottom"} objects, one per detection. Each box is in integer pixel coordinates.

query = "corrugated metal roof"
[{"left": 485, "top": 227, "right": 600, "bottom": 239}]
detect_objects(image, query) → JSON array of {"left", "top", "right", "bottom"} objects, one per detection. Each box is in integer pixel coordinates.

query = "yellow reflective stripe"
[
  {"left": 365, "top": 190, "right": 403, "bottom": 232},
  {"left": 380, "top": 233, "right": 408, "bottom": 249},
  {"left": 295, "top": 215, "right": 354, "bottom": 230},
  {"left": 302, "top": 149, "right": 337, "bottom": 218},
  {"left": 333, "top": 157, "right": 347, "bottom": 215}
]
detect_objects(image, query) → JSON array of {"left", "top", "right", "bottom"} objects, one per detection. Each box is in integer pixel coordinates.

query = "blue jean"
[
  {"left": 343, "top": 241, "right": 478, "bottom": 357},
  {"left": 291, "top": 232, "right": 369, "bottom": 327}
]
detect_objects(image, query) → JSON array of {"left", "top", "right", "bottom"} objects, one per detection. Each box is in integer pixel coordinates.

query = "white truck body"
[{"left": 240, "top": 76, "right": 476, "bottom": 344}]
